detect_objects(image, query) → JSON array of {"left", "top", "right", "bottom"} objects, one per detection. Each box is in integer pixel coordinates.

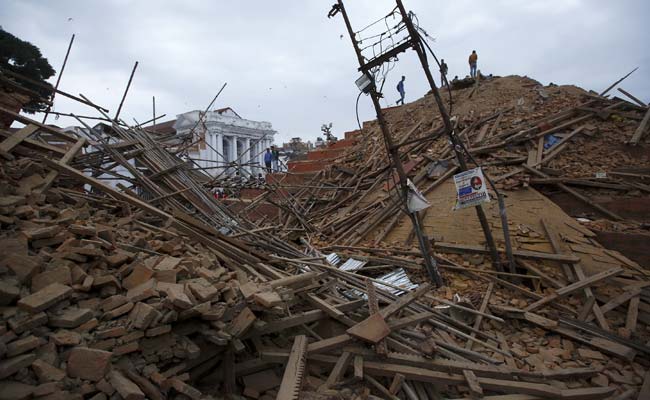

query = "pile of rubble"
[{"left": 0, "top": 67, "right": 649, "bottom": 400}]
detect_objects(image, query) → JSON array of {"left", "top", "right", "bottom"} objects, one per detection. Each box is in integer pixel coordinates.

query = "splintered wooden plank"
[
  {"left": 379, "top": 283, "right": 431, "bottom": 319},
  {"left": 0, "top": 124, "right": 39, "bottom": 153},
  {"left": 308, "top": 334, "right": 354, "bottom": 354},
  {"left": 573, "top": 264, "right": 610, "bottom": 331},
  {"left": 463, "top": 370, "right": 483, "bottom": 399},
  {"left": 354, "top": 355, "right": 363, "bottom": 380},
  {"left": 630, "top": 106, "right": 650, "bottom": 145},
  {"left": 387, "top": 311, "right": 436, "bottom": 331},
  {"left": 365, "top": 375, "right": 400, "bottom": 400},
  {"left": 466, "top": 283, "right": 494, "bottom": 350},
  {"left": 277, "top": 335, "right": 307, "bottom": 400},
  {"left": 0, "top": 106, "right": 78, "bottom": 143},
  {"left": 388, "top": 373, "right": 406, "bottom": 395},
  {"left": 36, "top": 136, "right": 86, "bottom": 194},
  {"left": 361, "top": 361, "right": 615, "bottom": 398},
  {"left": 323, "top": 351, "right": 352, "bottom": 389},
  {"left": 535, "top": 136, "right": 544, "bottom": 168},
  {"left": 525, "top": 267, "right": 623, "bottom": 312},
  {"left": 586, "top": 288, "right": 641, "bottom": 322},
  {"left": 540, "top": 218, "right": 575, "bottom": 282},
  {"left": 433, "top": 241, "right": 581, "bottom": 263},
  {"left": 617, "top": 87, "right": 648, "bottom": 107},
  {"left": 639, "top": 370, "right": 650, "bottom": 400},
  {"left": 625, "top": 296, "right": 640, "bottom": 335},
  {"left": 228, "top": 307, "right": 256, "bottom": 337}
]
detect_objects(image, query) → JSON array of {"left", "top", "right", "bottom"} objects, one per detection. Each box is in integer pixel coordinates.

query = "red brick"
[
  {"left": 17, "top": 283, "right": 72, "bottom": 313},
  {"left": 66, "top": 347, "right": 112, "bottom": 382}
]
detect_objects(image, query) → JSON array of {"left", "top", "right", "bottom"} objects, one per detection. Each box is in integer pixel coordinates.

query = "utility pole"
[
  {"left": 332, "top": 0, "right": 443, "bottom": 286},
  {"left": 395, "top": 0, "right": 502, "bottom": 271}
]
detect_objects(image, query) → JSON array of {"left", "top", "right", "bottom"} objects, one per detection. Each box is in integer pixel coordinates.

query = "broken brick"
[
  {"left": 108, "top": 370, "right": 145, "bottom": 400},
  {"left": 66, "top": 347, "right": 112, "bottom": 382},
  {"left": 17, "top": 283, "right": 72, "bottom": 313}
]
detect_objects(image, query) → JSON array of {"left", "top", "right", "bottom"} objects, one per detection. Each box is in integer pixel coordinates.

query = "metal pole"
[
  {"left": 42, "top": 34, "right": 75, "bottom": 124},
  {"left": 114, "top": 61, "right": 139, "bottom": 120},
  {"left": 395, "top": 0, "right": 502, "bottom": 271},
  {"left": 334, "top": 0, "right": 443, "bottom": 286},
  {"left": 152, "top": 96, "right": 156, "bottom": 125}
]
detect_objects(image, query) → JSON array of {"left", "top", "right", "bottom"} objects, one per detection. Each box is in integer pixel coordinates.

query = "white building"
[{"left": 167, "top": 107, "right": 277, "bottom": 178}]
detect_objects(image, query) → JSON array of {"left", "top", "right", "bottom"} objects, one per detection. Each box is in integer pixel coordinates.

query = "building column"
[
  {"left": 243, "top": 137, "right": 251, "bottom": 175},
  {"left": 215, "top": 133, "right": 222, "bottom": 172},
  {"left": 230, "top": 136, "right": 237, "bottom": 175},
  {"left": 256, "top": 139, "right": 263, "bottom": 173}
]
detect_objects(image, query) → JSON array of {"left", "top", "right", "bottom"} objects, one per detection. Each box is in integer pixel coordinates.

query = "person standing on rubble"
[
  {"left": 396, "top": 75, "right": 406, "bottom": 105},
  {"left": 264, "top": 148, "right": 273, "bottom": 174},
  {"left": 271, "top": 145, "right": 280, "bottom": 172},
  {"left": 440, "top": 59, "right": 448, "bottom": 87},
  {"left": 469, "top": 50, "right": 478, "bottom": 78}
]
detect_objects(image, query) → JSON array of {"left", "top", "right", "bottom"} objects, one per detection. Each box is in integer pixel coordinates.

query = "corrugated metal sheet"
[
  {"left": 339, "top": 258, "right": 366, "bottom": 272},
  {"left": 326, "top": 253, "right": 340, "bottom": 266},
  {"left": 373, "top": 268, "right": 419, "bottom": 295}
]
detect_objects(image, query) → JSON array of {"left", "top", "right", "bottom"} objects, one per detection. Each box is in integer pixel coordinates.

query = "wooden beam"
[
  {"left": 617, "top": 88, "right": 647, "bottom": 107},
  {"left": 35, "top": 137, "right": 86, "bottom": 194},
  {"left": 0, "top": 106, "right": 78, "bottom": 143},
  {"left": 522, "top": 165, "right": 623, "bottom": 220},
  {"left": 463, "top": 370, "right": 483, "bottom": 399},
  {"left": 380, "top": 283, "right": 431, "bottom": 319},
  {"left": 277, "top": 335, "right": 308, "bottom": 400},
  {"left": 0, "top": 124, "right": 39, "bottom": 154},
  {"left": 466, "top": 283, "right": 494, "bottom": 350},
  {"left": 525, "top": 267, "right": 623, "bottom": 312},
  {"left": 625, "top": 295, "right": 640, "bottom": 335},
  {"left": 433, "top": 241, "right": 581, "bottom": 263},
  {"left": 323, "top": 351, "right": 352, "bottom": 390},
  {"left": 630, "top": 106, "right": 650, "bottom": 145}
]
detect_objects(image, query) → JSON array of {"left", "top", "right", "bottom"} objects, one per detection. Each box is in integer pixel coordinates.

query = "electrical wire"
[{"left": 355, "top": 90, "right": 363, "bottom": 131}]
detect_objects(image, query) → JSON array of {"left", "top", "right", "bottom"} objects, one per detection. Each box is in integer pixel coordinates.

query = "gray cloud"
[{"left": 2, "top": 0, "right": 648, "bottom": 144}]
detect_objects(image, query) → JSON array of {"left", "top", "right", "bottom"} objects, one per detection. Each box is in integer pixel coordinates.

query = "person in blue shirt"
[
  {"left": 264, "top": 148, "right": 273, "bottom": 174},
  {"left": 396, "top": 75, "right": 406, "bottom": 105}
]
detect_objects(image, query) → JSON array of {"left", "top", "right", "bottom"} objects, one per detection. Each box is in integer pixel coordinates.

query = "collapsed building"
[{"left": 0, "top": 3, "right": 649, "bottom": 399}]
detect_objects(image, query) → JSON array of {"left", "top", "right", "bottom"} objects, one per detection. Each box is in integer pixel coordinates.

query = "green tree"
[{"left": 0, "top": 29, "right": 55, "bottom": 113}]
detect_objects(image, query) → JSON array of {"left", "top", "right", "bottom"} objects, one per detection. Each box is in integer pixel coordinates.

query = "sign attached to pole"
[
  {"left": 407, "top": 179, "right": 430, "bottom": 213},
  {"left": 453, "top": 167, "right": 490, "bottom": 210}
]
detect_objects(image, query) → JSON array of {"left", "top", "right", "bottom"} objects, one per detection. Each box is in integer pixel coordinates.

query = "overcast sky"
[{"left": 2, "top": 0, "right": 648, "bottom": 144}]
